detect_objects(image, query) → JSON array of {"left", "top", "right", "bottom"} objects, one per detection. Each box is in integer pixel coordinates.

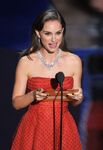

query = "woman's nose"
[{"left": 51, "top": 35, "right": 56, "bottom": 42}]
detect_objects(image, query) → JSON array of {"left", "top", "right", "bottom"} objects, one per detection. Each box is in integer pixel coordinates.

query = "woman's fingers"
[
  {"left": 66, "top": 88, "right": 83, "bottom": 101},
  {"left": 35, "top": 88, "right": 49, "bottom": 101}
]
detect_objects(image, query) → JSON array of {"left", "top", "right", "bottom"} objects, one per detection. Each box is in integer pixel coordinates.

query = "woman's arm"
[
  {"left": 12, "top": 56, "right": 48, "bottom": 110},
  {"left": 67, "top": 55, "right": 83, "bottom": 106},
  {"left": 12, "top": 57, "right": 34, "bottom": 110},
  {"left": 72, "top": 55, "right": 83, "bottom": 105}
]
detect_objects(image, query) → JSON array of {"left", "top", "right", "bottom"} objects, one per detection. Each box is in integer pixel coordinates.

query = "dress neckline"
[{"left": 27, "top": 76, "right": 73, "bottom": 81}]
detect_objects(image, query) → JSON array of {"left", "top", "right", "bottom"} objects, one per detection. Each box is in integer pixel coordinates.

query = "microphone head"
[{"left": 55, "top": 72, "right": 65, "bottom": 85}]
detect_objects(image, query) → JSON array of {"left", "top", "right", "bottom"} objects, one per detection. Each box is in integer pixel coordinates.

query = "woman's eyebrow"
[{"left": 42, "top": 29, "right": 63, "bottom": 33}]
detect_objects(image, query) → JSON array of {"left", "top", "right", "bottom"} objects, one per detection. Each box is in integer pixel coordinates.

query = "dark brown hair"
[{"left": 21, "top": 9, "right": 67, "bottom": 57}]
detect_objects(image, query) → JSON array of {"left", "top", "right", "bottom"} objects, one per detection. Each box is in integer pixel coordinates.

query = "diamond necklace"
[{"left": 36, "top": 49, "right": 61, "bottom": 69}]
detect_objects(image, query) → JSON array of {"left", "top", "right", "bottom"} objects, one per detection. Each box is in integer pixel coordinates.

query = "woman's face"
[{"left": 36, "top": 20, "right": 64, "bottom": 53}]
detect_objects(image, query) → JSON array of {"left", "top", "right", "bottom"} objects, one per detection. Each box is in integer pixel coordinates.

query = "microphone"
[
  {"left": 55, "top": 72, "right": 65, "bottom": 150},
  {"left": 55, "top": 72, "right": 65, "bottom": 86}
]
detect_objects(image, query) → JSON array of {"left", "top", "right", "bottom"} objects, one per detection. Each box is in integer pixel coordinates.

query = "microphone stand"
[
  {"left": 55, "top": 71, "right": 64, "bottom": 150},
  {"left": 59, "top": 83, "right": 63, "bottom": 150}
]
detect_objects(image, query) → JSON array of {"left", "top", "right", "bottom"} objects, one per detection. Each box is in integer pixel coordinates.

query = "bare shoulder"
[
  {"left": 70, "top": 52, "right": 82, "bottom": 64},
  {"left": 18, "top": 53, "right": 36, "bottom": 65},
  {"left": 16, "top": 53, "right": 38, "bottom": 77},
  {"left": 15, "top": 56, "right": 32, "bottom": 78},
  {"left": 62, "top": 51, "right": 82, "bottom": 65},
  {"left": 17, "top": 55, "right": 30, "bottom": 67}
]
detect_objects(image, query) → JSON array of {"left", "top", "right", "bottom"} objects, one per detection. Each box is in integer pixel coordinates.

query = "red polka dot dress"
[{"left": 11, "top": 77, "right": 82, "bottom": 150}]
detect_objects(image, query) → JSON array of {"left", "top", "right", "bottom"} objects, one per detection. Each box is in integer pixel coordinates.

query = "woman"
[{"left": 11, "top": 9, "right": 83, "bottom": 150}]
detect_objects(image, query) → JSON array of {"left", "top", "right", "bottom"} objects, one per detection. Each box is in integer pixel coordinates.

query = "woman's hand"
[
  {"left": 33, "top": 88, "right": 49, "bottom": 102},
  {"left": 66, "top": 88, "right": 83, "bottom": 105}
]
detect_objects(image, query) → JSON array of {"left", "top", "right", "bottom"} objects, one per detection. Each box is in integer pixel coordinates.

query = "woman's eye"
[
  {"left": 56, "top": 31, "right": 62, "bottom": 35},
  {"left": 45, "top": 32, "right": 51, "bottom": 35}
]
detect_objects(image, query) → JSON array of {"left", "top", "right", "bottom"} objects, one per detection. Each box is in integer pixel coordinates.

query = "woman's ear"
[{"left": 35, "top": 30, "right": 40, "bottom": 38}]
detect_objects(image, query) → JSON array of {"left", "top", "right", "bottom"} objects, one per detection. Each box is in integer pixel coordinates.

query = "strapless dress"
[{"left": 11, "top": 77, "right": 82, "bottom": 150}]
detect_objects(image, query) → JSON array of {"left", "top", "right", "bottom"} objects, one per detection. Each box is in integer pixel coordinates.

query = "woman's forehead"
[{"left": 42, "top": 20, "right": 62, "bottom": 30}]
